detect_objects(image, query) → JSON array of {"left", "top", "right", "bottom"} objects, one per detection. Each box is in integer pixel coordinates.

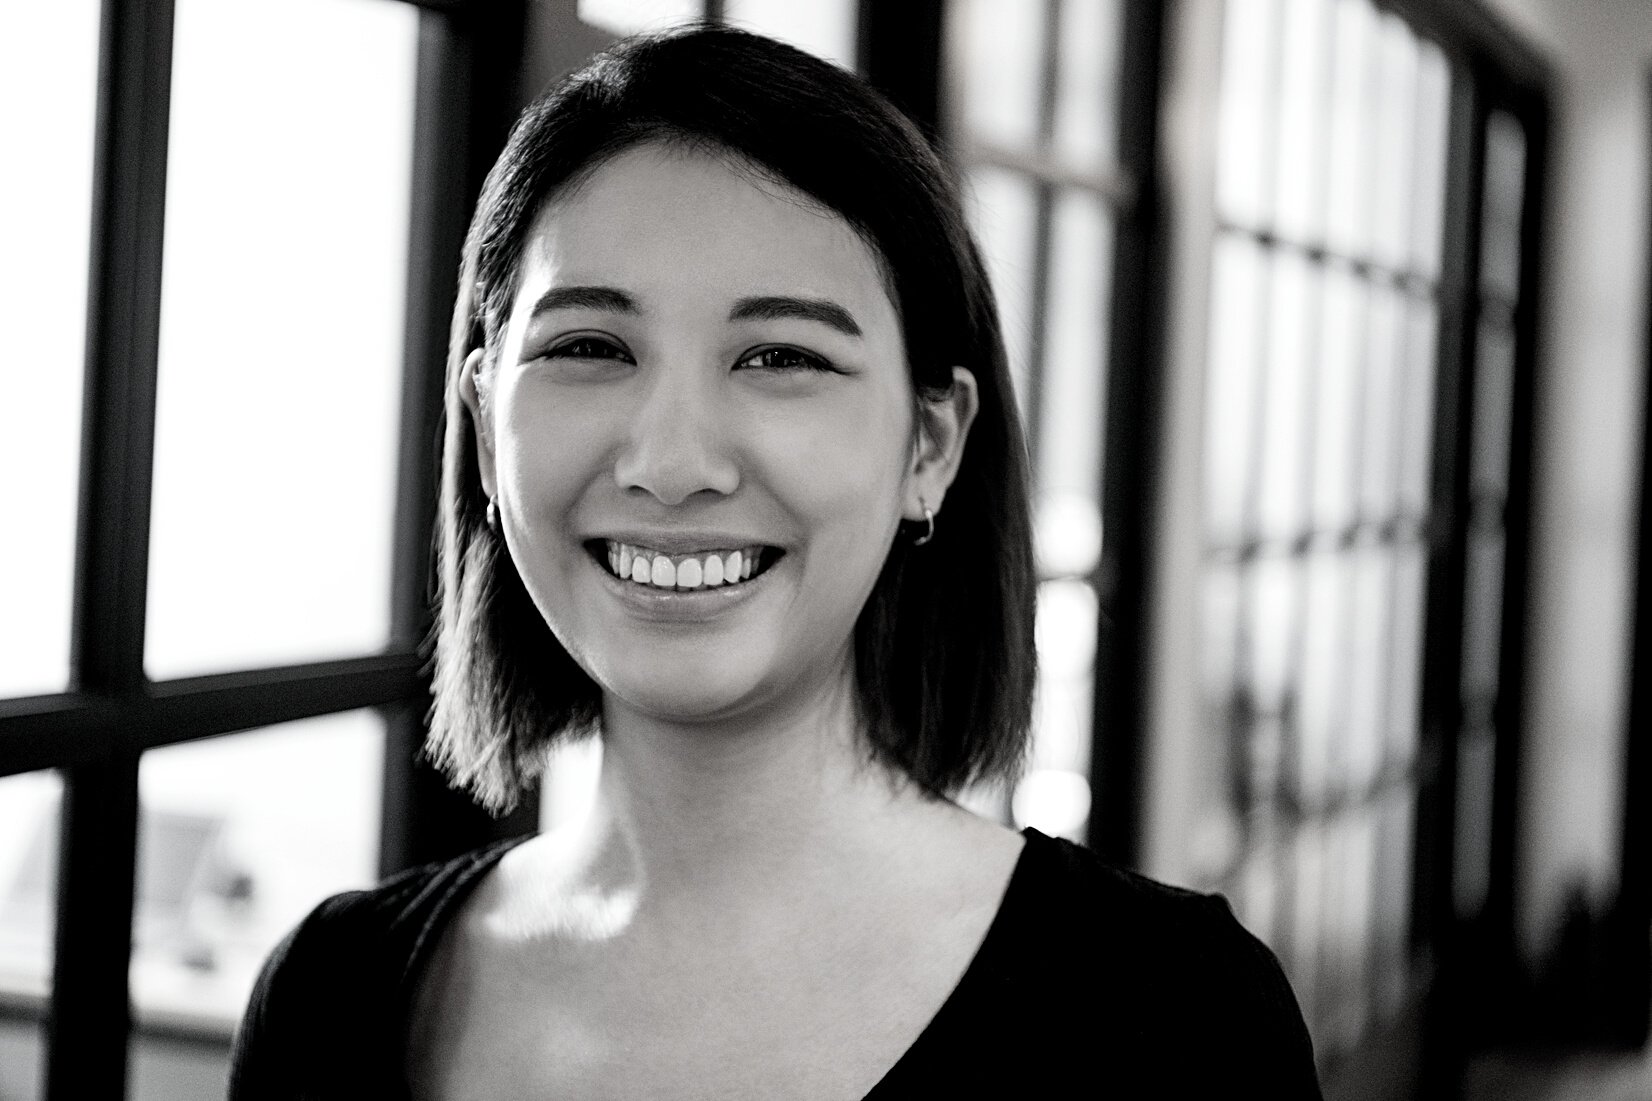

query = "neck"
[
  {"left": 556, "top": 661, "right": 951, "bottom": 921},
  {"left": 610, "top": 675, "right": 901, "bottom": 878}
]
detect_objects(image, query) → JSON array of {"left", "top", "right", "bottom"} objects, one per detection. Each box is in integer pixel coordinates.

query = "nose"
[{"left": 612, "top": 367, "right": 740, "bottom": 505}]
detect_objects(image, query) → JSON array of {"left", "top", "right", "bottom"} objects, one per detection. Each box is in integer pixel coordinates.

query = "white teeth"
[
  {"left": 651, "top": 556, "right": 676, "bottom": 587},
  {"left": 601, "top": 540, "right": 773, "bottom": 590}
]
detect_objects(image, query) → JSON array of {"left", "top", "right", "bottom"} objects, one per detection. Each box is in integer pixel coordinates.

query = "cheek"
[
  {"left": 755, "top": 387, "right": 912, "bottom": 542},
  {"left": 492, "top": 379, "right": 611, "bottom": 514}
]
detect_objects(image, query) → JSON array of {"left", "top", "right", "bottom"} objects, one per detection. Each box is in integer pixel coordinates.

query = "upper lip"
[{"left": 590, "top": 530, "right": 782, "bottom": 555}]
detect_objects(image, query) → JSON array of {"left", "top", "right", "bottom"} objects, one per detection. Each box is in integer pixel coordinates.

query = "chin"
[{"left": 593, "top": 657, "right": 774, "bottom": 726}]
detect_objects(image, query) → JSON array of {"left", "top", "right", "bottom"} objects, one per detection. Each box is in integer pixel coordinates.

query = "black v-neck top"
[{"left": 228, "top": 828, "right": 1323, "bottom": 1098}]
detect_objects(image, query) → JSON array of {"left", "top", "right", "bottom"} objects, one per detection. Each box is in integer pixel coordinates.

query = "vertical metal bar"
[
  {"left": 47, "top": 752, "right": 142, "bottom": 1101},
  {"left": 1605, "top": 66, "right": 1652, "bottom": 1053},
  {"left": 1483, "top": 86, "right": 1548, "bottom": 1040},
  {"left": 381, "top": 2, "right": 538, "bottom": 879},
  {"left": 1086, "top": 0, "right": 1166, "bottom": 868},
  {"left": 1604, "top": 64, "right": 1652, "bottom": 1049},
  {"left": 1412, "top": 57, "right": 1486, "bottom": 1101},
  {"left": 47, "top": 0, "right": 175, "bottom": 1095}
]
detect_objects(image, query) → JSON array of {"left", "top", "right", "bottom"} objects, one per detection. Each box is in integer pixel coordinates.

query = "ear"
[
  {"left": 457, "top": 347, "right": 497, "bottom": 500},
  {"left": 906, "top": 366, "right": 979, "bottom": 520}
]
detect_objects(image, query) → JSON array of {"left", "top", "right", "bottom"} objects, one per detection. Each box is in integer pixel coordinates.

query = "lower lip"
[{"left": 589, "top": 550, "right": 776, "bottom": 622}]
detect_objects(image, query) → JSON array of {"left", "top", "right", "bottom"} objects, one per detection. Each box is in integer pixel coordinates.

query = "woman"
[{"left": 230, "top": 24, "right": 1321, "bottom": 1099}]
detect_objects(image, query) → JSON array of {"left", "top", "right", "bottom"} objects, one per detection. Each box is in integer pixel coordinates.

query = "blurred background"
[{"left": 1, "top": 0, "right": 1648, "bottom": 1097}]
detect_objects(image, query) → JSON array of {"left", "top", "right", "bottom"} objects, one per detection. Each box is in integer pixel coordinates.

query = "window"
[
  {"left": 0, "top": 3, "right": 523, "bottom": 1097},
  {"left": 1193, "top": 0, "right": 1547, "bottom": 1079},
  {"left": 0, "top": 1, "right": 100, "bottom": 701},
  {"left": 945, "top": 0, "right": 1159, "bottom": 854}
]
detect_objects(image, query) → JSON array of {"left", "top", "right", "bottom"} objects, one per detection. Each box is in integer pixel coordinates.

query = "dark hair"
[{"left": 427, "top": 23, "right": 1037, "bottom": 813}]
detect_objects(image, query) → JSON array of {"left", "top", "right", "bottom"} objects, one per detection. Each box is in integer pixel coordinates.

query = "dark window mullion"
[
  {"left": 1087, "top": 0, "right": 1165, "bottom": 867},
  {"left": 48, "top": 0, "right": 177, "bottom": 1096},
  {"left": 1, "top": 655, "right": 425, "bottom": 780},
  {"left": 1412, "top": 55, "right": 1488, "bottom": 1095},
  {"left": 380, "top": 2, "right": 540, "bottom": 879}
]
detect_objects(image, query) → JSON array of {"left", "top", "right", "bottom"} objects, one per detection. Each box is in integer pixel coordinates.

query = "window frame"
[
  {"left": 0, "top": 1, "right": 532, "bottom": 1096},
  {"left": 1172, "top": 0, "right": 1553, "bottom": 1087},
  {"left": 920, "top": 0, "right": 1167, "bottom": 862}
]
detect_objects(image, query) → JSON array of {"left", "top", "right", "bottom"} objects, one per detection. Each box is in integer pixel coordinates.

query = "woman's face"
[{"left": 462, "top": 142, "right": 975, "bottom": 727}]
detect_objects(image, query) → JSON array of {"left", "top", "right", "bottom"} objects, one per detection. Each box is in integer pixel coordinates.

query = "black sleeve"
[
  {"left": 227, "top": 916, "right": 307, "bottom": 1101},
  {"left": 227, "top": 894, "right": 388, "bottom": 1101},
  {"left": 1185, "top": 894, "right": 1325, "bottom": 1099}
]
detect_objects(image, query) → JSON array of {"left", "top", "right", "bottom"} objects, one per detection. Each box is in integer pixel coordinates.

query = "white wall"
[{"left": 1469, "top": 0, "right": 1652, "bottom": 961}]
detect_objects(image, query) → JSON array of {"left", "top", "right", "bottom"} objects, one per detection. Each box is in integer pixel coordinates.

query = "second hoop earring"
[{"left": 912, "top": 504, "right": 935, "bottom": 546}]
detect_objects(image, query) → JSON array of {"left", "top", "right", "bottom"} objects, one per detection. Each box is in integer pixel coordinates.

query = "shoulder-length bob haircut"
[{"left": 427, "top": 23, "right": 1037, "bottom": 814}]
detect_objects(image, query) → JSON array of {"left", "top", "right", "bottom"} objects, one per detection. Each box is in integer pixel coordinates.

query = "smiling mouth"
[{"left": 585, "top": 540, "right": 784, "bottom": 591}]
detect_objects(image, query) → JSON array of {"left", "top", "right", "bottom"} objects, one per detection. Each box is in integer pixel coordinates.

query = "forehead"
[{"left": 512, "top": 143, "right": 899, "bottom": 323}]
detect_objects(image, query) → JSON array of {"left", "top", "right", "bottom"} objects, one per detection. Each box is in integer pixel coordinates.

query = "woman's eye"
[
  {"left": 548, "top": 336, "right": 632, "bottom": 362},
  {"left": 736, "top": 346, "right": 835, "bottom": 373}
]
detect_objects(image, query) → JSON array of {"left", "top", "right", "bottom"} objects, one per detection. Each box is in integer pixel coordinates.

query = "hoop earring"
[
  {"left": 486, "top": 498, "right": 500, "bottom": 533},
  {"left": 912, "top": 504, "right": 935, "bottom": 546}
]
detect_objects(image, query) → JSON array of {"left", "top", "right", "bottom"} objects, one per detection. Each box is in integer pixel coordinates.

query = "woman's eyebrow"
[
  {"left": 728, "top": 295, "right": 862, "bottom": 338},
  {"left": 528, "top": 285, "right": 638, "bottom": 319}
]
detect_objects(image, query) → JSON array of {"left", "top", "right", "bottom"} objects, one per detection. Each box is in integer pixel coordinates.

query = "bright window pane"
[
  {"left": 964, "top": 167, "right": 1040, "bottom": 415},
  {"left": 1245, "top": 554, "right": 1300, "bottom": 718},
  {"left": 1273, "top": 0, "right": 1332, "bottom": 246},
  {"left": 1296, "top": 549, "right": 1347, "bottom": 807},
  {"left": 1020, "top": 579, "right": 1098, "bottom": 841},
  {"left": 1216, "top": 0, "right": 1281, "bottom": 229},
  {"left": 724, "top": 0, "right": 855, "bottom": 68},
  {"left": 146, "top": 0, "right": 417, "bottom": 679},
  {"left": 1369, "top": 13, "right": 1418, "bottom": 271},
  {"left": 1290, "top": 823, "right": 1326, "bottom": 1020},
  {"left": 0, "top": 771, "right": 57, "bottom": 1101},
  {"left": 133, "top": 710, "right": 384, "bottom": 1034},
  {"left": 1325, "top": 0, "right": 1379, "bottom": 260},
  {"left": 0, "top": 771, "right": 61, "bottom": 1002},
  {"left": 1343, "top": 544, "right": 1391, "bottom": 788},
  {"left": 950, "top": 0, "right": 1047, "bottom": 152},
  {"left": 1204, "top": 234, "right": 1268, "bottom": 544},
  {"left": 1358, "top": 281, "right": 1404, "bottom": 520},
  {"left": 579, "top": 0, "right": 702, "bottom": 35},
  {"left": 1311, "top": 262, "right": 1364, "bottom": 532},
  {"left": 1036, "top": 189, "right": 1114, "bottom": 512},
  {"left": 1325, "top": 808, "right": 1375, "bottom": 1043},
  {"left": 0, "top": 771, "right": 62, "bottom": 1101},
  {"left": 1257, "top": 249, "right": 1317, "bottom": 541},
  {"left": 1051, "top": 0, "right": 1123, "bottom": 173},
  {"left": 1410, "top": 43, "right": 1453, "bottom": 281},
  {"left": 0, "top": 2, "right": 99, "bottom": 699}
]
